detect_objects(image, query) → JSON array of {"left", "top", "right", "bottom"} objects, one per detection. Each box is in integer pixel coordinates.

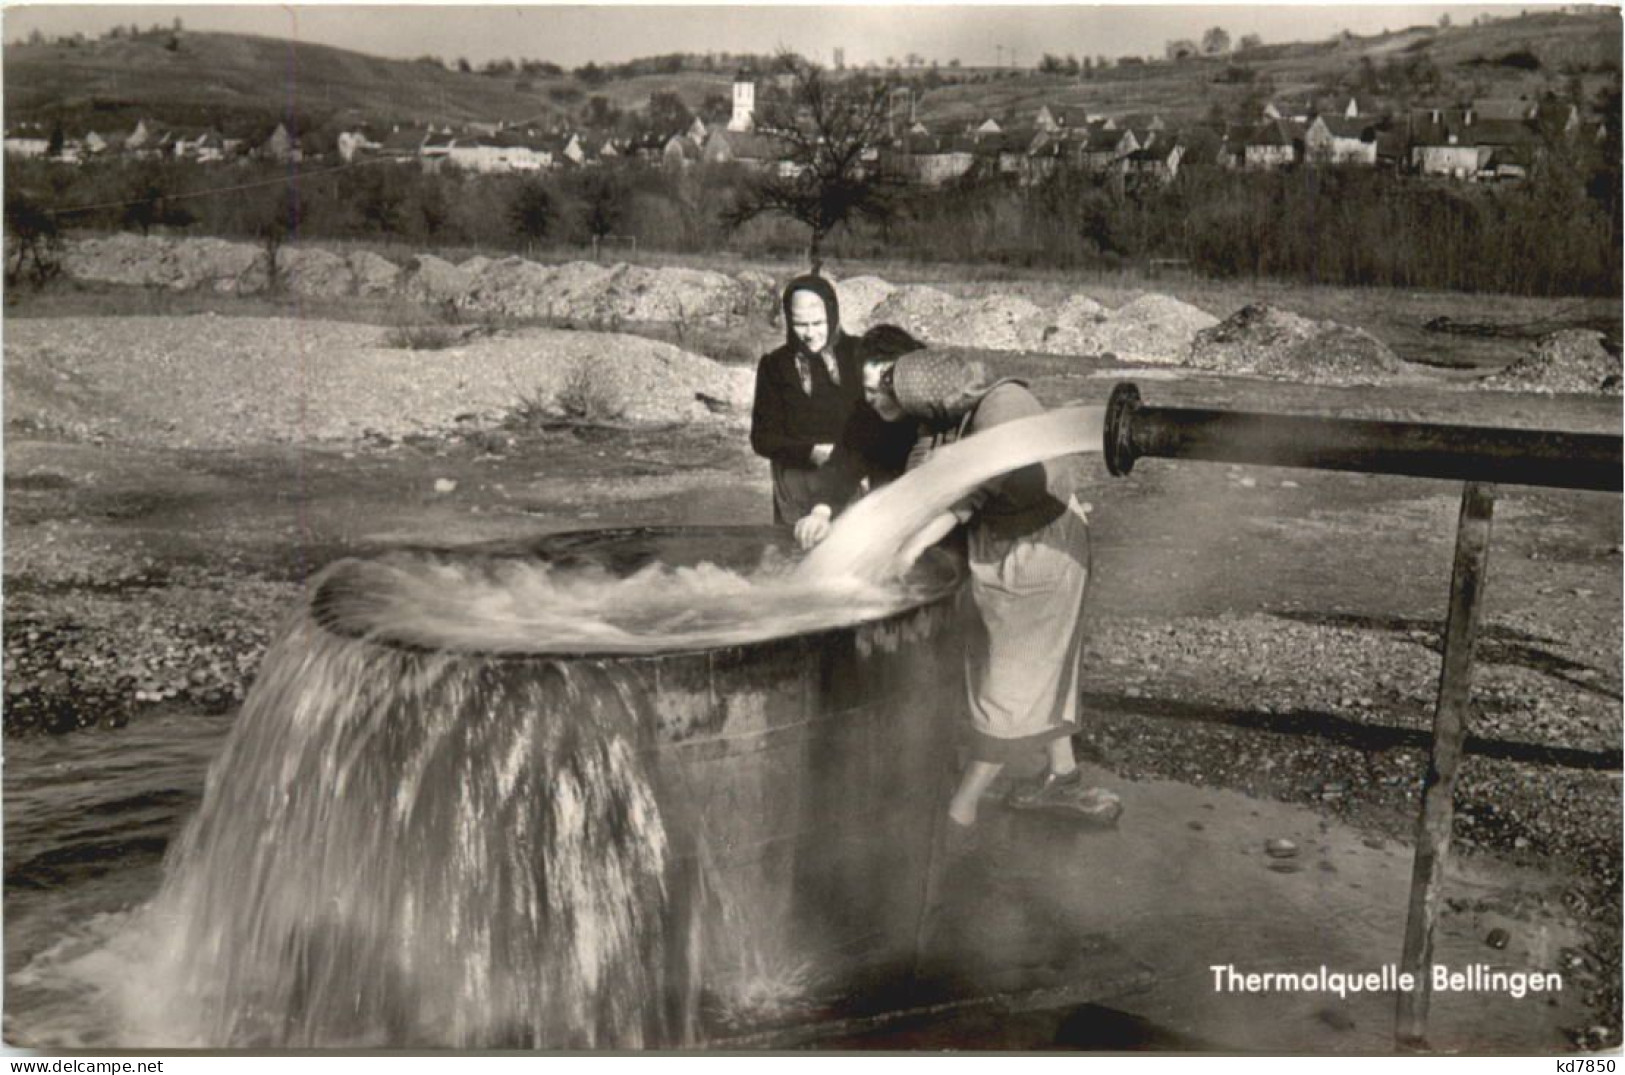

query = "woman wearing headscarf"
[
  {"left": 863, "top": 346, "right": 1118, "bottom": 829},
  {"left": 750, "top": 275, "right": 866, "bottom": 526}
]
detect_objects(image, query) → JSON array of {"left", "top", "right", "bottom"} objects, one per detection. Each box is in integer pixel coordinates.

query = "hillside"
[
  {"left": 2, "top": 30, "right": 594, "bottom": 133},
  {"left": 921, "top": 10, "right": 1620, "bottom": 129},
  {"left": 3, "top": 9, "right": 1619, "bottom": 137}
]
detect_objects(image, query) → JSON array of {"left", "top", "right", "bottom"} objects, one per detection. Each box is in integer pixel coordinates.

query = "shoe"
[
  {"left": 1006, "top": 766, "right": 1085, "bottom": 810},
  {"left": 1056, "top": 787, "right": 1124, "bottom": 826}
]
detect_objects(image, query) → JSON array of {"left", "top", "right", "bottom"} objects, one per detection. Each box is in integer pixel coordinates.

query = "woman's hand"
[
  {"left": 810, "top": 443, "right": 835, "bottom": 466},
  {"left": 794, "top": 504, "right": 833, "bottom": 550},
  {"left": 895, "top": 511, "right": 958, "bottom": 571}
]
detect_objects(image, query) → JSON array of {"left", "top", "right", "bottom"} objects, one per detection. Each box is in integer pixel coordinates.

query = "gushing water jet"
[{"left": 115, "top": 528, "right": 970, "bottom": 1049}]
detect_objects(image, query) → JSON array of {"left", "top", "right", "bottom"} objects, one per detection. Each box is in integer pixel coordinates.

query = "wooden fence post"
[{"left": 1396, "top": 480, "right": 1496, "bottom": 1049}]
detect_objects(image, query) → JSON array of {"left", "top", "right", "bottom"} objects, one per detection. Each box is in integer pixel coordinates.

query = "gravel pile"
[
  {"left": 279, "top": 247, "right": 356, "bottom": 298},
  {"left": 399, "top": 254, "right": 474, "bottom": 306},
  {"left": 866, "top": 283, "right": 961, "bottom": 342},
  {"left": 594, "top": 263, "right": 744, "bottom": 324},
  {"left": 1188, "top": 303, "right": 1406, "bottom": 385},
  {"left": 460, "top": 257, "right": 573, "bottom": 319},
  {"left": 829, "top": 274, "right": 896, "bottom": 333},
  {"left": 526, "top": 260, "right": 622, "bottom": 321},
  {"left": 456, "top": 260, "right": 746, "bottom": 326},
  {"left": 732, "top": 269, "right": 782, "bottom": 321},
  {"left": 348, "top": 250, "right": 403, "bottom": 295},
  {"left": 1053, "top": 293, "right": 1219, "bottom": 364},
  {"left": 63, "top": 234, "right": 262, "bottom": 292},
  {"left": 948, "top": 294, "right": 1050, "bottom": 352},
  {"left": 64, "top": 236, "right": 402, "bottom": 299},
  {"left": 51, "top": 238, "right": 1612, "bottom": 403},
  {"left": 4, "top": 316, "right": 755, "bottom": 448},
  {"left": 1040, "top": 294, "right": 1110, "bottom": 355},
  {"left": 1483, "top": 330, "right": 1624, "bottom": 396}
]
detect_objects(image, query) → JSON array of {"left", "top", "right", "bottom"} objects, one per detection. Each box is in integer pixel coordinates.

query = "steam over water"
[{"left": 11, "top": 409, "right": 1104, "bottom": 1049}]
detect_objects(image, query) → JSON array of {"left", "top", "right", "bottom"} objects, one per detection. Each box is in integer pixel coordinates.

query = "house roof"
[
  {"left": 1318, "top": 116, "right": 1377, "bottom": 140},
  {"left": 1077, "top": 127, "right": 1135, "bottom": 152},
  {"left": 707, "top": 128, "right": 792, "bottom": 160},
  {"left": 1471, "top": 98, "right": 1538, "bottom": 122},
  {"left": 981, "top": 128, "right": 1036, "bottom": 152},
  {"left": 381, "top": 127, "right": 430, "bottom": 151},
  {"left": 664, "top": 136, "right": 702, "bottom": 160},
  {"left": 1246, "top": 120, "right": 1303, "bottom": 147},
  {"left": 1468, "top": 118, "right": 1540, "bottom": 146},
  {"left": 1410, "top": 115, "right": 1538, "bottom": 148}
]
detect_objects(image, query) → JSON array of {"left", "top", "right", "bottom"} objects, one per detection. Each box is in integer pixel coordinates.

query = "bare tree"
[
  {"left": 1201, "top": 26, "right": 1232, "bottom": 55},
  {"left": 4, "top": 188, "right": 61, "bottom": 288},
  {"left": 720, "top": 53, "right": 902, "bottom": 273}
]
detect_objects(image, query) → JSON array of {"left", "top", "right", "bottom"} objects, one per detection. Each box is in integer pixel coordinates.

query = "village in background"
[{"left": 4, "top": 6, "right": 1622, "bottom": 295}]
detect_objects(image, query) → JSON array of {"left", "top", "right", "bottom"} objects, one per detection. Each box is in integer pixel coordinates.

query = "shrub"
[
  {"left": 553, "top": 360, "right": 627, "bottom": 423},
  {"left": 383, "top": 322, "right": 463, "bottom": 349},
  {"left": 382, "top": 304, "right": 465, "bottom": 350}
]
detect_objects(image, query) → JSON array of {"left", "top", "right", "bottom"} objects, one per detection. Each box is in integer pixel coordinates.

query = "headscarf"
[
  {"left": 890, "top": 346, "right": 1026, "bottom": 428},
  {"left": 781, "top": 274, "right": 841, "bottom": 357}
]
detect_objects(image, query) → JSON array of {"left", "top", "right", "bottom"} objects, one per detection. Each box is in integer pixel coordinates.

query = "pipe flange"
[{"left": 1104, "top": 382, "right": 1142, "bottom": 477}]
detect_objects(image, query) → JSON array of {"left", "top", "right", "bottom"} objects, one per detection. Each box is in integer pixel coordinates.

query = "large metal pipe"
[{"left": 1104, "top": 383, "right": 1622, "bottom": 493}]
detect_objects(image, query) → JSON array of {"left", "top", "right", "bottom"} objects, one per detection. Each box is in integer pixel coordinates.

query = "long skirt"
[{"left": 963, "top": 497, "right": 1091, "bottom": 764}]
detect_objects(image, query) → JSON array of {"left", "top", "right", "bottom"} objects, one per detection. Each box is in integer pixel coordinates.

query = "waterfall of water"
[
  {"left": 797, "top": 406, "right": 1108, "bottom": 584},
  {"left": 116, "top": 612, "right": 679, "bottom": 1049},
  {"left": 82, "top": 543, "right": 961, "bottom": 1049}
]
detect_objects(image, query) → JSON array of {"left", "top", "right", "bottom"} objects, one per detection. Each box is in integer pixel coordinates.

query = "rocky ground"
[
  {"left": 3, "top": 263, "right": 1620, "bottom": 1049},
  {"left": 58, "top": 234, "right": 1621, "bottom": 392}
]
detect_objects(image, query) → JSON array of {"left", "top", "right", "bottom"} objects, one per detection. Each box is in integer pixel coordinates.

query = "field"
[
  {"left": 6, "top": 9, "right": 1618, "bottom": 134},
  {"left": 2, "top": 254, "right": 1620, "bottom": 1050}
]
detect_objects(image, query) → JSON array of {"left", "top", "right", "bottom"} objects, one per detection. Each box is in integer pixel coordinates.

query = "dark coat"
[
  {"left": 748, "top": 332, "right": 865, "bottom": 466},
  {"left": 749, "top": 274, "right": 867, "bottom": 465},
  {"left": 749, "top": 275, "right": 866, "bottom": 522}
]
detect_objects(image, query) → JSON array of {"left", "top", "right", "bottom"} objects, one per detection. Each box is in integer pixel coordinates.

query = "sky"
[{"left": 0, "top": 3, "right": 1565, "bottom": 69}]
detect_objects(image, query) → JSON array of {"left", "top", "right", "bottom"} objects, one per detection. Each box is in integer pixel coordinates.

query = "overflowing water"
[
  {"left": 6, "top": 555, "right": 953, "bottom": 1049},
  {"left": 307, "top": 549, "right": 931, "bottom": 655},
  {"left": 798, "top": 407, "right": 1108, "bottom": 583},
  {"left": 8, "top": 409, "right": 1106, "bottom": 1050},
  {"left": 103, "top": 624, "right": 683, "bottom": 1048}
]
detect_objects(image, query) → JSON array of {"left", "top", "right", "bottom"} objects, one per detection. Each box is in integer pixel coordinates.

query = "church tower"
[{"left": 728, "top": 69, "right": 756, "bottom": 132}]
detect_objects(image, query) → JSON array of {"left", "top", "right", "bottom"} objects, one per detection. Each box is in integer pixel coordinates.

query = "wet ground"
[
  {"left": 818, "top": 761, "right": 1589, "bottom": 1052},
  {"left": 3, "top": 341, "right": 1620, "bottom": 1052}
]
